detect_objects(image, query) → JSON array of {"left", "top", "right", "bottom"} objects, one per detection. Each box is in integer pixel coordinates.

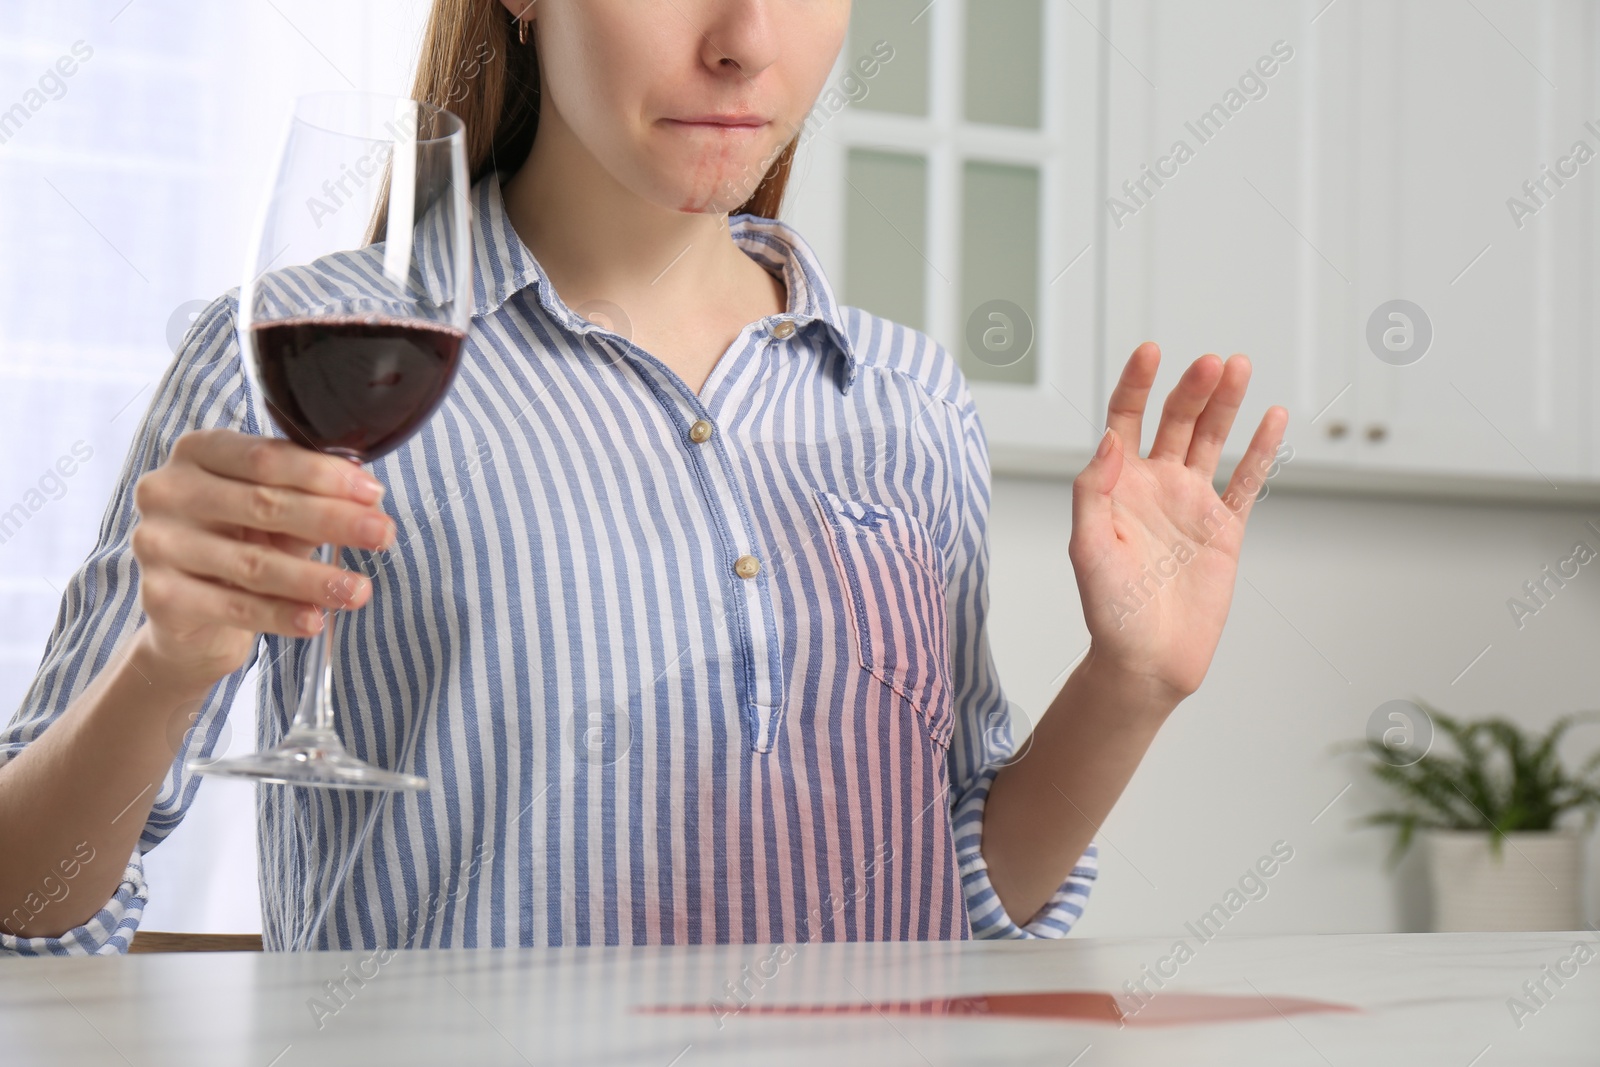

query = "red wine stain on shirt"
[{"left": 635, "top": 990, "right": 1359, "bottom": 1028}]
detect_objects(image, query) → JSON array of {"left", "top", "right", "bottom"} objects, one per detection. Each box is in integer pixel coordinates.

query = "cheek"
[
  {"left": 540, "top": 25, "right": 634, "bottom": 136},
  {"left": 541, "top": 18, "right": 702, "bottom": 193},
  {"left": 535, "top": 0, "right": 651, "bottom": 144}
]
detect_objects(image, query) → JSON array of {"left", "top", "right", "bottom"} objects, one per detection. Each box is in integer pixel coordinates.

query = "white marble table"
[{"left": 5, "top": 931, "right": 1597, "bottom": 1065}]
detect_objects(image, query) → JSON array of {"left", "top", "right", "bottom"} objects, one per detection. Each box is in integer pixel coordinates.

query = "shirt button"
[
  {"left": 771, "top": 320, "right": 796, "bottom": 340},
  {"left": 734, "top": 554, "right": 761, "bottom": 579},
  {"left": 688, "top": 419, "right": 714, "bottom": 444}
]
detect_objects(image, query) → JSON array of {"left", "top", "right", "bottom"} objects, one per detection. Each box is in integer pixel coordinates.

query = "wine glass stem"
[{"left": 286, "top": 541, "right": 344, "bottom": 742}]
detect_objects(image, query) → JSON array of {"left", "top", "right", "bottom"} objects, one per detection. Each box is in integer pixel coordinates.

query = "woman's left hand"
[{"left": 1069, "top": 342, "right": 1289, "bottom": 707}]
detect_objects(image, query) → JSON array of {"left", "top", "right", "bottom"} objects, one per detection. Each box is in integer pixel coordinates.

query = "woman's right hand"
[{"left": 130, "top": 429, "right": 396, "bottom": 686}]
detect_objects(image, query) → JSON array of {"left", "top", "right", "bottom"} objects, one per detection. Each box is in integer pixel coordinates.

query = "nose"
[{"left": 698, "top": 0, "right": 780, "bottom": 81}]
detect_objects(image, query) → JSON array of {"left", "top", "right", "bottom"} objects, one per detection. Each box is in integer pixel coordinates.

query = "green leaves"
[{"left": 1355, "top": 700, "right": 1600, "bottom": 867}]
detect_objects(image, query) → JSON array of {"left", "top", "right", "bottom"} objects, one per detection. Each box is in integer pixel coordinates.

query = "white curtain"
[{"left": 0, "top": 0, "right": 431, "bottom": 933}]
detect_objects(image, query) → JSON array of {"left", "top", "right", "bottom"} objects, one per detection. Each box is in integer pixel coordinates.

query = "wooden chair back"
[{"left": 128, "top": 932, "right": 264, "bottom": 953}]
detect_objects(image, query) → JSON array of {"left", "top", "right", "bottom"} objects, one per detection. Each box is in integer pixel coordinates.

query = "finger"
[
  {"left": 154, "top": 472, "right": 396, "bottom": 550},
  {"left": 280, "top": 536, "right": 322, "bottom": 559},
  {"left": 1185, "top": 354, "right": 1253, "bottom": 479},
  {"left": 1219, "top": 406, "right": 1290, "bottom": 525},
  {"left": 140, "top": 522, "right": 371, "bottom": 611},
  {"left": 241, "top": 525, "right": 328, "bottom": 560},
  {"left": 1147, "top": 354, "right": 1225, "bottom": 463},
  {"left": 1069, "top": 429, "right": 1125, "bottom": 565},
  {"left": 176, "top": 429, "right": 384, "bottom": 505},
  {"left": 139, "top": 566, "right": 326, "bottom": 639},
  {"left": 261, "top": 530, "right": 322, "bottom": 559},
  {"left": 1103, "top": 343, "right": 1161, "bottom": 453}
]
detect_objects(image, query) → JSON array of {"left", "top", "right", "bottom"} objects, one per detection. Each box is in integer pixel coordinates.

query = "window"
[
  {"left": 786, "top": 0, "right": 1103, "bottom": 465},
  {"left": 0, "top": 0, "right": 427, "bottom": 934}
]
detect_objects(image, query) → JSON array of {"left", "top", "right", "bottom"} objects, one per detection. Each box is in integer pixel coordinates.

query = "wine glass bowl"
[{"left": 191, "top": 91, "right": 472, "bottom": 791}]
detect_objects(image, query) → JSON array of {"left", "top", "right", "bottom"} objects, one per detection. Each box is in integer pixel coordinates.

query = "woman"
[{"left": 0, "top": 0, "right": 1286, "bottom": 952}]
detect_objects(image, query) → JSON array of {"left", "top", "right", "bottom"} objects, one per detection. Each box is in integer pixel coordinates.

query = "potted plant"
[{"left": 1354, "top": 701, "right": 1600, "bottom": 932}]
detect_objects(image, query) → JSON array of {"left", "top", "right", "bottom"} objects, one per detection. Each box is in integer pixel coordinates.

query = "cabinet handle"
[
  {"left": 1366, "top": 424, "right": 1388, "bottom": 443},
  {"left": 1326, "top": 420, "right": 1349, "bottom": 440}
]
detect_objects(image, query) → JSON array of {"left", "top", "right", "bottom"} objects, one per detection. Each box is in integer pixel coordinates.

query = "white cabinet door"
[
  {"left": 1348, "top": 0, "right": 1595, "bottom": 486},
  {"left": 1101, "top": 0, "right": 1358, "bottom": 473},
  {"left": 1102, "top": 0, "right": 1597, "bottom": 490}
]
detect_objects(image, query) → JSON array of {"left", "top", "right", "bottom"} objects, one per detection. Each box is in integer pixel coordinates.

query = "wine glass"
[{"left": 192, "top": 90, "right": 472, "bottom": 791}]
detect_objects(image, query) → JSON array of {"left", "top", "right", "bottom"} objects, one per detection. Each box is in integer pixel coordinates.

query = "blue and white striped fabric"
[{"left": 0, "top": 174, "right": 1096, "bottom": 954}]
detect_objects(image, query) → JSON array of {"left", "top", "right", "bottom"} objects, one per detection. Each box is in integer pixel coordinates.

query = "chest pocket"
[{"left": 813, "top": 489, "right": 954, "bottom": 749}]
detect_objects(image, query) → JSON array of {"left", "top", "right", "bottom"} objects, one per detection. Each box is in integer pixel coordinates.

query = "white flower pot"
[{"left": 1424, "top": 829, "right": 1585, "bottom": 932}]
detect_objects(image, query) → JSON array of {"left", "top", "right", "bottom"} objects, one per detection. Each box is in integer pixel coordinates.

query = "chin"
[
  {"left": 642, "top": 143, "right": 781, "bottom": 215},
  {"left": 658, "top": 173, "right": 767, "bottom": 215}
]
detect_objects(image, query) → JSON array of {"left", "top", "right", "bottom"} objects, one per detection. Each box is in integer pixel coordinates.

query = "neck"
[{"left": 498, "top": 100, "right": 759, "bottom": 320}]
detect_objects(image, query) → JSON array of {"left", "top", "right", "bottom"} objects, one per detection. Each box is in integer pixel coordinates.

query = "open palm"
[{"left": 1069, "top": 342, "right": 1289, "bottom": 702}]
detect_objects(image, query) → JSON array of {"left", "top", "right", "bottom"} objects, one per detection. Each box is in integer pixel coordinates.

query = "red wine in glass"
[{"left": 253, "top": 316, "right": 466, "bottom": 461}]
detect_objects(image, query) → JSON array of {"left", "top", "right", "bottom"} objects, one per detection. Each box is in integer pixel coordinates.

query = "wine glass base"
[{"left": 191, "top": 736, "right": 427, "bottom": 792}]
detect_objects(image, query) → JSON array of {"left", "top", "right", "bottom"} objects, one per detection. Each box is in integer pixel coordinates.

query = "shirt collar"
[{"left": 443, "top": 174, "right": 860, "bottom": 395}]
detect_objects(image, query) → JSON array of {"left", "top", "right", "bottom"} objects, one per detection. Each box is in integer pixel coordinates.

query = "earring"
[{"left": 517, "top": 17, "right": 528, "bottom": 45}]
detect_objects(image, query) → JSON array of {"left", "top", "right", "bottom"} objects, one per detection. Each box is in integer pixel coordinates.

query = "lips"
[{"left": 663, "top": 114, "right": 769, "bottom": 129}]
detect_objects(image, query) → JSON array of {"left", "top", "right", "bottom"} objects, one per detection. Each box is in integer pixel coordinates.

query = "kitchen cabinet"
[{"left": 790, "top": 0, "right": 1599, "bottom": 501}]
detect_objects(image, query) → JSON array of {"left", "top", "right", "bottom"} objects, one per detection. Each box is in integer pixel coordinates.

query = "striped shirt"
[{"left": 0, "top": 174, "right": 1096, "bottom": 954}]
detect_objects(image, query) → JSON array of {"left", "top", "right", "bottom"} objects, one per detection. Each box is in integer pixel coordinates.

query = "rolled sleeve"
[
  {"left": 0, "top": 852, "right": 148, "bottom": 956},
  {"left": 932, "top": 357, "right": 1098, "bottom": 939},
  {"left": 954, "top": 765, "right": 1099, "bottom": 938}
]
